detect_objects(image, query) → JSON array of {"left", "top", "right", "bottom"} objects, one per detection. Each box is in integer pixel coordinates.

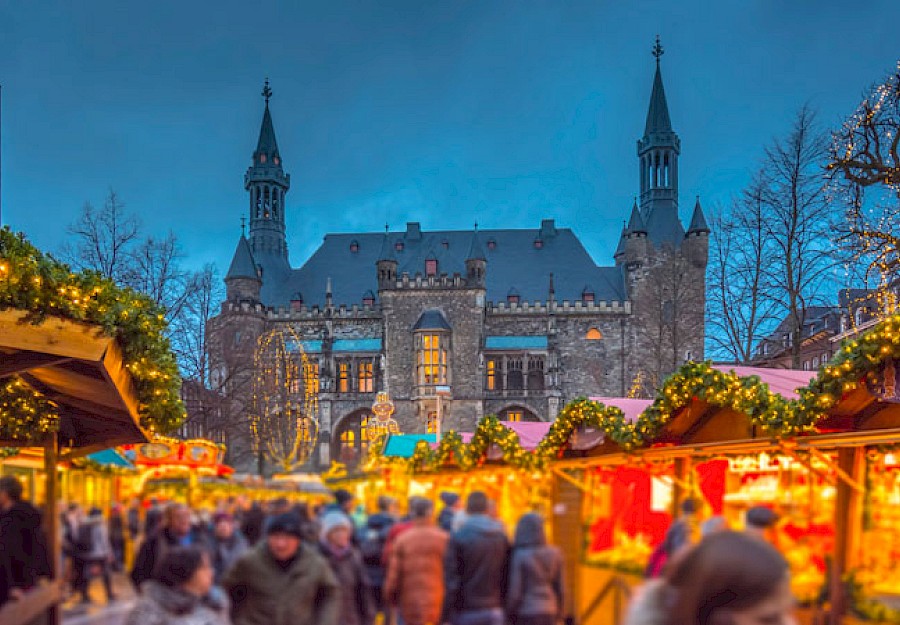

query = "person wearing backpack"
[{"left": 358, "top": 495, "right": 397, "bottom": 618}]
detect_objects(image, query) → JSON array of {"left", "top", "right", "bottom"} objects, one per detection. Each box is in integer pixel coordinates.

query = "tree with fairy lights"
[
  {"left": 250, "top": 327, "right": 320, "bottom": 475},
  {"left": 830, "top": 61, "right": 900, "bottom": 285}
]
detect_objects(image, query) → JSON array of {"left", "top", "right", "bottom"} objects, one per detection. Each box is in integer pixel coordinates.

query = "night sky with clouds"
[{"left": 0, "top": 1, "right": 897, "bottom": 272}]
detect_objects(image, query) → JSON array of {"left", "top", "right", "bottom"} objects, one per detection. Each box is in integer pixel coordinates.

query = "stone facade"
[{"left": 205, "top": 56, "right": 709, "bottom": 473}]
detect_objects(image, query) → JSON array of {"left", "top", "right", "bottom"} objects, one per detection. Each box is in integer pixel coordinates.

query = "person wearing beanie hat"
[
  {"left": 222, "top": 510, "right": 341, "bottom": 625},
  {"left": 318, "top": 511, "right": 375, "bottom": 625},
  {"left": 745, "top": 506, "right": 779, "bottom": 541},
  {"left": 210, "top": 510, "right": 247, "bottom": 583}
]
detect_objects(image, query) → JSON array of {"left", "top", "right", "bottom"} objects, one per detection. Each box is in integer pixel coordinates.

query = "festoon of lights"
[
  {"left": 0, "top": 228, "right": 185, "bottom": 441},
  {"left": 250, "top": 326, "right": 320, "bottom": 473}
]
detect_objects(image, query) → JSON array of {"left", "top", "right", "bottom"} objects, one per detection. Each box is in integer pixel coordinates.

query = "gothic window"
[
  {"left": 425, "top": 259, "right": 438, "bottom": 276},
  {"left": 507, "top": 358, "right": 524, "bottom": 391},
  {"left": 812, "top": 356, "right": 819, "bottom": 368},
  {"left": 663, "top": 153, "right": 670, "bottom": 187},
  {"left": 527, "top": 357, "right": 544, "bottom": 391},
  {"left": 585, "top": 328, "right": 603, "bottom": 340},
  {"left": 358, "top": 361, "right": 374, "bottom": 393},
  {"left": 416, "top": 333, "right": 448, "bottom": 386},
  {"left": 426, "top": 412, "right": 438, "bottom": 433},
  {"left": 338, "top": 362, "right": 350, "bottom": 393},
  {"left": 485, "top": 358, "right": 502, "bottom": 391}
]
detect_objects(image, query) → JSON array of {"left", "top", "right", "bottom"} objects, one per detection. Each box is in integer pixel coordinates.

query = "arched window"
[
  {"left": 527, "top": 357, "right": 544, "bottom": 391},
  {"left": 499, "top": 407, "right": 539, "bottom": 422},
  {"left": 585, "top": 328, "right": 603, "bottom": 340},
  {"left": 507, "top": 358, "right": 524, "bottom": 391},
  {"left": 663, "top": 153, "right": 670, "bottom": 187}
]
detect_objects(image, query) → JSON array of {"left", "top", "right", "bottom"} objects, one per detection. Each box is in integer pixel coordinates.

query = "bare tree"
[
  {"left": 126, "top": 232, "right": 190, "bottom": 319},
  {"left": 706, "top": 184, "right": 780, "bottom": 363},
  {"left": 760, "top": 106, "right": 834, "bottom": 368},
  {"left": 169, "top": 264, "right": 222, "bottom": 384},
  {"left": 64, "top": 188, "right": 139, "bottom": 282}
]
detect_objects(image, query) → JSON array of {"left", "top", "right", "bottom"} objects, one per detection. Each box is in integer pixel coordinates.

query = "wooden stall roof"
[{"left": 0, "top": 310, "right": 147, "bottom": 453}]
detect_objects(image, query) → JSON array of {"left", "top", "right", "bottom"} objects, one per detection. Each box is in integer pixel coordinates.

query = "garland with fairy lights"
[
  {"left": 633, "top": 362, "right": 798, "bottom": 441},
  {"left": 0, "top": 228, "right": 185, "bottom": 439},
  {"left": 536, "top": 398, "right": 639, "bottom": 461},
  {"left": 796, "top": 314, "right": 900, "bottom": 427}
]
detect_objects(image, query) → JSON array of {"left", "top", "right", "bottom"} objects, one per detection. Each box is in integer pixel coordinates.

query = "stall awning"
[
  {"left": 727, "top": 366, "right": 815, "bottom": 400},
  {"left": 87, "top": 449, "right": 133, "bottom": 469},
  {"left": 589, "top": 397, "right": 652, "bottom": 422},
  {"left": 383, "top": 434, "right": 437, "bottom": 458}
]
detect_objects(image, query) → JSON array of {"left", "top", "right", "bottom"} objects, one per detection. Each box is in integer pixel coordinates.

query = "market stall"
[{"left": 0, "top": 230, "right": 184, "bottom": 625}]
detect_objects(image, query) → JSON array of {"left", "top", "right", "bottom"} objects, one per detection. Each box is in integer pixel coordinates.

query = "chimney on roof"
[
  {"left": 540, "top": 219, "right": 557, "bottom": 239},
  {"left": 406, "top": 222, "right": 422, "bottom": 240}
]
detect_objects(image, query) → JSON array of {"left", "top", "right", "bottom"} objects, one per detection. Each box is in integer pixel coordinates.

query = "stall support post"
[
  {"left": 672, "top": 457, "right": 690, "bottom": 517},
  {"left": 830, "top": 447, "right": 865, "bottom": 625},
  {"left": 43, "top": 432, "right": 60, "bottom": 625}
]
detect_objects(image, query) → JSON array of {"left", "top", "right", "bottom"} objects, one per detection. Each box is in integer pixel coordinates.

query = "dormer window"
[
  {"left": 487, "top": 238, "right": 497, "bottom": 250},
  {"left": 582, "top": 286, "right": 595, "bottom": 303},
  {"left": 425, "top": 259, "right": 438, "bottom": 276},
  {"left": 507, "top": 288, "right": 520, "bottom": 304},
  {"left": 350, "top": 240, "right": 360, "bottom": 253},
  {"left": 395, "top": 241, "right": 404, "bottom": 252},
  {"left": 533, "top": 238, "right": 544, "bottom": 249},
  {"left": 442, "top": 239, "right": 450, "bottom": 250},
  {"left": 362, "top": 291, "right": 375, "bottom": 306}
]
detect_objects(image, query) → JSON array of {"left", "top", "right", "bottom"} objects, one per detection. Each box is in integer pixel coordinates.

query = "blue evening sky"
[{"left": 0, "top": 1, "right": 897, "bottom": 272}]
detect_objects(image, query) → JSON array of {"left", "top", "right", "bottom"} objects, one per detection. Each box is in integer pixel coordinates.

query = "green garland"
[
  {"left": 0, "top": 448, "right": 20, "bottom": 460},
  {"left": 845, "top": 571, "right": 900, "bottom": 623},
  {"left": 537, "top": 398, "right": 639, "bottom": 459},
  {"left": 0, "top": 228, "right": 185, "bottom": 438},
  {"left": 796, "top": 315, "right": 900, "bottom": 427},
  {"left": 634, "top": 362, "right": 798, "bottom": 441}
]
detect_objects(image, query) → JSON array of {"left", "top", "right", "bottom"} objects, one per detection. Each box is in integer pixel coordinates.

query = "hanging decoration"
[
  {"left": 0, "top": 228, "right": 185, "bottom": 437},
  {"left": 250, "top": 327, "right": 320, "bottom": 472}
]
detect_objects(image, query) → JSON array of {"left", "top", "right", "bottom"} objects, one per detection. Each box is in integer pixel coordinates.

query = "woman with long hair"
[{"left": 626, "top": 531, "right": 795, "bottom": 625}]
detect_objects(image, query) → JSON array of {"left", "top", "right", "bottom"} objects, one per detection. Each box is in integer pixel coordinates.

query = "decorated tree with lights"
[
  {"left": 829, "top": 62, "right": 900, "bottom": 310},
  {"left": 249, "top": 327, "right": 320, "bottom": 474}
]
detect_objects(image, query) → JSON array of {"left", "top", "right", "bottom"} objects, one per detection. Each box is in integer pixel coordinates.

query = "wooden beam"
[
  {"left": 0, "top": 310, "right": 110, "bottom": 361},
  {"left": 26, "top": 366, "right": 126, "bottom": 410},
  {"left": 44, "top": 432, "right": 61, "bottom": 625},
  {"left": 0, "top": 351, "right": 71, "bottom": 378},
  {"left": 551, "top": 467, "right": 590, "bottom": 493},
  {"left": 807, "top": 447, "right": 865, "bottom": 493}
]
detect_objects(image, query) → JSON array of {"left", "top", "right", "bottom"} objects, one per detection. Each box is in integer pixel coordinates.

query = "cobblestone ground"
[{"left": 60, "top": 572, "right": 135, "bottom": 625}]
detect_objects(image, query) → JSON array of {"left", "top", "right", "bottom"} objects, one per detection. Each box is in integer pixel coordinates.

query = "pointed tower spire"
[
  {"left": 687, "top": 196, "right": 710, "bottom": 234},
  {"left": 637, "top": 36, "right": 683, "bottom": 247},
  {"left": 466, "top": 225, "right": 486, "bottom": 261},
  {"left": 376, "top": 227, "right": 399, "bottom": 290},
  {"left": 614, "top": 223, "right": 628, "bottom": 260},
  {"left": 465, "top": 224, "right": 487, "bottom": 288},
  {"left": 627, "top": 199, "right": 647, "bottom": 234},
  {"left": 245, "top": 79, "right": 291, "bottom": 268}
]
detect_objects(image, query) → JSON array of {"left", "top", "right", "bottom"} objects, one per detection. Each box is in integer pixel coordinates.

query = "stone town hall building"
[{"left": 207, "top": 52, "right": 709, "bottom": 470}]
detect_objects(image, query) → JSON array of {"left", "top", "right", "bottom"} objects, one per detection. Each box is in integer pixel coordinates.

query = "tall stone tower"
[{"left": 245, "top": 79, "right": 291, "bottom": 269}]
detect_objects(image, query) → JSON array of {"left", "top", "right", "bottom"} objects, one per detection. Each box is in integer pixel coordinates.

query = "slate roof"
[
  {"left": 255, "top": 104, "right": 281, "bottom": 165},
  {"left": 686, "top": 198, "right": 710, "bottom": 234},
  {"left": 225, "top": 235, "right": 259, "bottom": 281},
  {"left": 254, "top": 223, "right": 626, "bottom": 308},
  {"left": 644, "top": 65, "right": 673, "bottom": 136},
  {"left": 627, "top": 202, "right": 647, "bottom": 233},
  {"left": 413, "top": 309, "right": 452, "bottom": 331},
  {"left": 643, "top": 205, "right": 685, "bottom": 247}
]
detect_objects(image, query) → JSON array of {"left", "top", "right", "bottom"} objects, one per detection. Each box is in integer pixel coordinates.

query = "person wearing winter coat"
[
  {"left": 437, "top": 491, "right": 461, "bottom": 533},
  {"left": 506, "top": 513, "right": 564, "bottom": 625},
  {"left": 319, "top": 511, "right": 375, "bottom": 625},
  {"left": 358, "top": 495, "right": 396, "bottom": 613},
  {"left": 210, "top": 513, "right": 248, "bottom": 583},
  {"left": 443, "top": 491, "right": 510, "bottom": 625},
  {"left": 383, "top": 497, "right": 448, "bottom": 625},
  {"left": 132, "top": 503, "right": 212, "bottom": 589},
  {"left": 222, "top": 513, "right": 341, "bottom": 625},
  {"left": 108, "top": 504, "right": 127, "bottom": 572},
  {"left": 624, "top": 531, "right": 795, "bottom": 625},
  {"left": 239, "top": 503, "right": 266, "bottom": 546},
  {"left": 124, "top": 546, "right": 229, "bottom": 625},
  {"left": 0, "top": 476, "right": 51, "bottom": 606},
  {"left": 74, "top": 507, "right": 116, "bottom": 603}
]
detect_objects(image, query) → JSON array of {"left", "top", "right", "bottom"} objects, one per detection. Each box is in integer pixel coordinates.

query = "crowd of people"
[
  {"left": 0, "top": 474, "right": 799, "bottom": 625},
  {"left": 120, "top": 489, "right": 564, "bottom": 625}
]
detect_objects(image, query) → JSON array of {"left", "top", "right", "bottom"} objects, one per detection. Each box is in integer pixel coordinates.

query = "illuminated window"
[
  {"left": 358, "top": 361, "right": 374, "bottom": 393},
  {"left": 427, "top": 412, "right": 438, "bottom": 433},
  {"left": 486, "top": 358, "right": 502, "bottom": 391},
  {"left": 416, "top": 333, "right": 448, "bottom": 386},
  {"left": 507, "top": 358, "right": 524, "bottom": 391},
  {"left": 360, "top": 416, "right": 369, "bottom": 450},
  {"left": 338, "top": 362, "right": 350, "bottom": 393},
  {"left": 340, "top": 429, "right": 355, "bottom": 449},
  {"left": 505, "top": 410, "right": 524, "bottom": 422},
  {"left": 425, "top": 259, "right": 438, "bottom": 276}
]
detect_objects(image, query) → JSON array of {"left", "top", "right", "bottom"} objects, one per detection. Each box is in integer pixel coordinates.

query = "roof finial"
[
  {"left": 262, "top": 77, "right": 272, "bottom": 105},
  {"left": 240, "top": 216, "right": 246, "bottom": 236},
  {"left": 474, "top": 221, "right": 479, "bottom": 231},
  {"left": 384, "top": 223, "right": 389, "bottom": 233},
  {"left": 652, "top": 35, "right": 664, "bottom": 66}
]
